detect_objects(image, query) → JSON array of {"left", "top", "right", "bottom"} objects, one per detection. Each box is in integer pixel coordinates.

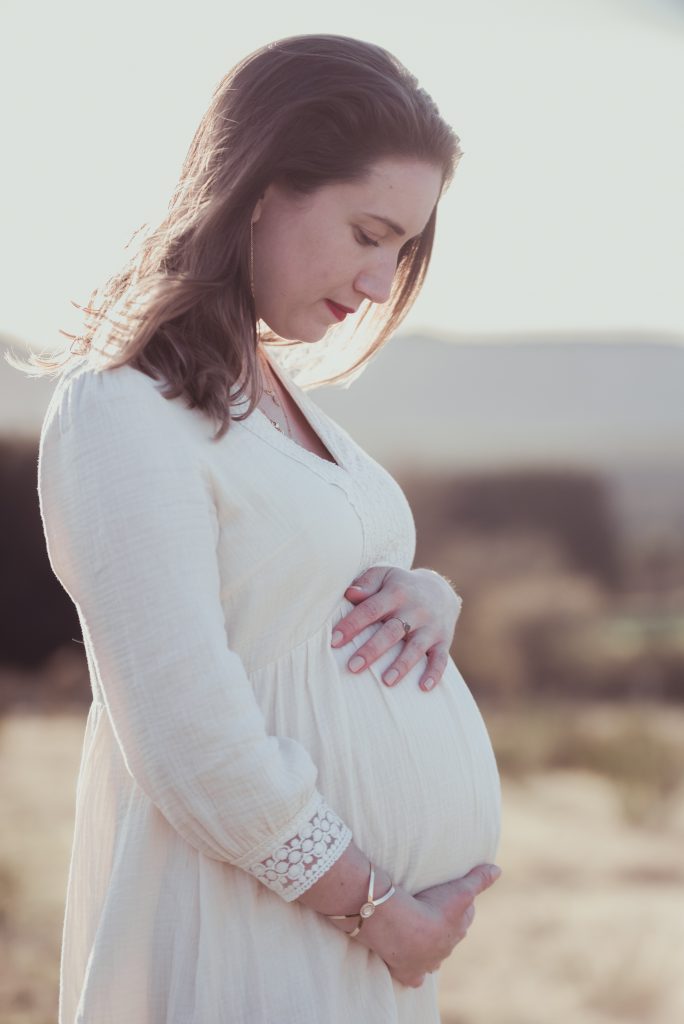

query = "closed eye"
[{"left": 355, "top": 229, "right": 380, "bottom": 248}]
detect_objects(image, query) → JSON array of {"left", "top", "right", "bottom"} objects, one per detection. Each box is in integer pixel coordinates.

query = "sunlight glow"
[{"left": 2, "top": 0, "right": 682, "bottom": 348}]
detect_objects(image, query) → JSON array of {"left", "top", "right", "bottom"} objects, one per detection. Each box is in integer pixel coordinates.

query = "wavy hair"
[{"left": 8, "top": 34, "right": 462, "bottom": 440}]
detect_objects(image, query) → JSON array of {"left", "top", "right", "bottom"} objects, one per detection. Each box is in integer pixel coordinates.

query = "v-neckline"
[{"left": 251, "top": 350, "right": 347, "bottom": 475}]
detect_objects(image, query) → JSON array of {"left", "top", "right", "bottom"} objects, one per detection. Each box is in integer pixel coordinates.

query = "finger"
[
  {"left": 347, "top": 619, "right": 414, "bottom": 676},
  {"left": 344, "top": 566, "right": 392, "bottom": 600},
  {"left": 379, "top": 632, "right": 433, "bottom": 686},
  {"left": 330, "top": 593, "right": 391, "bottom": 649},
  {"left": 418, "top": 645, "right": 449, "bottom": 692},
  {"left": 465, "top": 864, "right": 502, "bottom": 897},
  {"left": 437, "top": 865, "right": 501, "bottom": 912}
]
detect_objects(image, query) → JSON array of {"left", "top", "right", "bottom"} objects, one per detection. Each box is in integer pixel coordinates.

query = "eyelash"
[{"left": 355, "top": 230, "right": 380, "bottom": 248}]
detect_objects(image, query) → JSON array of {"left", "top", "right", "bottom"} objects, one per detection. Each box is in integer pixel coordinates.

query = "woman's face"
[{"left": 250, "top": 156, "right": 443, "bottom": 343}]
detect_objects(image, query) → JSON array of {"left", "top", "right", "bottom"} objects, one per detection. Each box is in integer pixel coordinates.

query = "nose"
[{"left": 354, "top": 259, "right": 397, "bottom": 306}]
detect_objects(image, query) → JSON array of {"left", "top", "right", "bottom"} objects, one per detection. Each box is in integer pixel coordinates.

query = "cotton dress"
[{"left": 37, "top": 348, "right": 501, "bottom": 1024}]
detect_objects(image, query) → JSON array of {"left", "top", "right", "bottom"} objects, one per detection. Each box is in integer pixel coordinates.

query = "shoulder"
[
  {"left": 41, "top": 362, "right": 174, "bottom": 441},
  {"left": 38, "top": 361, "right": 220, "bottom": 516},
  {"left": 37, "top": 362, "right": 218, "bottom": 496}
]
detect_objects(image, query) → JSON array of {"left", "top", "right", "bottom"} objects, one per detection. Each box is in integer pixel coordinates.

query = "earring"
[
  {"left": 251, "top": 221, "right": 262, "bottom": 348},
  {"left": 250, "top": 221, "right": 255, "bottom": 300}
]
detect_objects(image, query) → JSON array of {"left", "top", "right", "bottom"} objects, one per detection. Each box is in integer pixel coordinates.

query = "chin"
[{"left": 263, "top": 317, "right": 329, "bottom": 345}]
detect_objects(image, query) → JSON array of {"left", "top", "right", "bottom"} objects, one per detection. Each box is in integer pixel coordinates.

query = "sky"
[{"left": 1, "top": 0, "right": 683, "bottom": 350}]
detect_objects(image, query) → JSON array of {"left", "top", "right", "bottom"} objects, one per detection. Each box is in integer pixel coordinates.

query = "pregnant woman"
[{"left": 33, "top": 34, "right": 501, "bottom": 1023}]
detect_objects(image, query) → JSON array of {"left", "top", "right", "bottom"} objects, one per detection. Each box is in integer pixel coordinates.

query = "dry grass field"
[{"left": 1, "top": 700, "right": 683, "bottom": 1024}]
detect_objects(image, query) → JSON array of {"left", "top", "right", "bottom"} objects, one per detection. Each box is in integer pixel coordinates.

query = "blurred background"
[{"left": 1, "top": 1, "right": 683, "bottom": 1022}]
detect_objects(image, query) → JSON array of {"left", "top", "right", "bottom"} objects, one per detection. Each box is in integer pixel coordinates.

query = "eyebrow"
[{"left": 361, "top": 212, "right": 406, "bottom": 237}]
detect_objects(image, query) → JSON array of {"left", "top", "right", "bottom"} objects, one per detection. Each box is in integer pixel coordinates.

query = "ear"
[{"left": 251, "top": 187, "right": 270, "bottom": 226}]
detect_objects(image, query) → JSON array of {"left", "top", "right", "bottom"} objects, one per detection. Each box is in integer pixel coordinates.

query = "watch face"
[{"left": 360, "top": 903, "right": 375, "bottom": 918}]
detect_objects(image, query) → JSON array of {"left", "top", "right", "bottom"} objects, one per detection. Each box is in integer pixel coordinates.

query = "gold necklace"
[{"left": 259, "top": 354, "right": 293, "bottom": 439}]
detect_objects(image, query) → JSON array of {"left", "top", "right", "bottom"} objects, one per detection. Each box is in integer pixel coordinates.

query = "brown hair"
[{"left": 8, "top": 34, "right": 462, "bottom": 440}]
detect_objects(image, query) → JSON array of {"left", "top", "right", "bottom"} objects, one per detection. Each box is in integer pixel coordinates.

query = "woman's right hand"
[{"left": 357, "top": 863, "right": 502, "bottom": 988}]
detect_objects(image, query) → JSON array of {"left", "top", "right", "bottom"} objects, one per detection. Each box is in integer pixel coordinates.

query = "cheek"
[
  {"left": 307, "top": 234, "right": 357, "bottom": 290},
  {"left": 283, "top": 233, "right": 326, "bottom": 294},
  {"left": 265, "top": 224, "right": 353, "bottom": 307}
]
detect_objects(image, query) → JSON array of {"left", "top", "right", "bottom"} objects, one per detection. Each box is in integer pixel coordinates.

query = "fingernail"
[
  {"left": 331, "top": 630, "right": 343, "bottom": 646},
  {"left": 422, "top": 677, "right": 435, "bottom": 691},
  {"left": 383, "top": 669, "right": 399, "bottom": 685},
  {"left": 348, "top": 584, "right": 366, "bottom": 591},
  {"left": 489, "top": 865, "right": 502, "bottom": 880},
  {"left": 348, "top": 655, "right": 365, "bottom": 672}
]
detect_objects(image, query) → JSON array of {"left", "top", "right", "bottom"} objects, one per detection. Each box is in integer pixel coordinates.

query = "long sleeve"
[{"left": 37, "top": 366, "right": 352, "bottom": 901}]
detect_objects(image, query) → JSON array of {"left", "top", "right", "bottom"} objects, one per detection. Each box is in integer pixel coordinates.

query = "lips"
[{"left": 325, "top": 299, "right": 354, "bottom": 321}]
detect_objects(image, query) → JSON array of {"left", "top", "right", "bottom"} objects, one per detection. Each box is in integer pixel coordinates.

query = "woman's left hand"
[{"left": 330, "top": 566, "right": 463, "bottom": 692}]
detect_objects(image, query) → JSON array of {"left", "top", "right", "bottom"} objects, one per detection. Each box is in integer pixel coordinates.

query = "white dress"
[{"left": 38, "top": 349, "right": 501, "bottom": 1024}]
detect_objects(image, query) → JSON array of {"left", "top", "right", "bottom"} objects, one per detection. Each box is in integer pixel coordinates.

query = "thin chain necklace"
[{"left": 258, "top": 352, "right": 293, "bottom": 439}]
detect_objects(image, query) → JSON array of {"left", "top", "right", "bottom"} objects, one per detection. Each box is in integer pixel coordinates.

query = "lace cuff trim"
[{"left": 248, "top": 800, "right": 353, "bottom": 902}]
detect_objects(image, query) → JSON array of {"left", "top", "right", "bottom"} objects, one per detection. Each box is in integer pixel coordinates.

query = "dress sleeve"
[{"left": 37, "top": 369, "right": 352, "bottom": 902}]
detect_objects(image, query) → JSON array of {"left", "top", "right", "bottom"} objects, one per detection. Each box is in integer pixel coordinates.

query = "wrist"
[
  {"left": 325, "top": 863, "right": 396, "bottom": 937},
  {"left": 351, "top": 875, "right": 417, "bottom": 955}
]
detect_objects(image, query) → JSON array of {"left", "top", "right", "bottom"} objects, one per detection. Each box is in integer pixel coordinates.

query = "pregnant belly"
[{"left": 249, "top": 598, "right": 502, "bottom": 895}]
